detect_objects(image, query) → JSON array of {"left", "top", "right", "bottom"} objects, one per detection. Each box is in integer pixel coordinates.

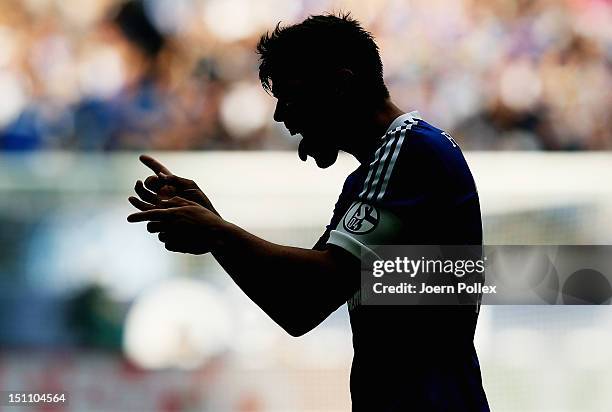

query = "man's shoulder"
[
  {"left": 397, "top": 117, "right": 461, "bottom": 160},
  {"left": 359, "top": 114, "right": 465, "bottom": 201},
  {"left": 374, "top": 114, "right": 461, "bottom": 167}
]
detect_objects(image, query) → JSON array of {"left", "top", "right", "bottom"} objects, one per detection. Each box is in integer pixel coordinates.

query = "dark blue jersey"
[{"left": 315, "top": 112, "right": 490, "bottom": 411}]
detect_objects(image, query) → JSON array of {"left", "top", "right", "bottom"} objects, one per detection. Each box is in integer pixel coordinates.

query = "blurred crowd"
[{"left": 0, "top": 0, "right": 610, "bottom": 151}]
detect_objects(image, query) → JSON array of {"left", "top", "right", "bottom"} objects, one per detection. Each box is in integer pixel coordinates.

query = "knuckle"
[
  {"left": 144, "top": 176, "right": 157, "bottom": 185},
  {"left": 180, "top": 178, "right": 195, "bottom": 187}
]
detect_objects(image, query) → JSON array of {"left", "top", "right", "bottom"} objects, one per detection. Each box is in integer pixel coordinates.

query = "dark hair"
[{"left": 256, "top": 12, "right": 389, "bottom": 103}]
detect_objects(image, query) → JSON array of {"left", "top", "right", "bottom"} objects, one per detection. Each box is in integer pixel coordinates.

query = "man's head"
[{"left": 257, "top": 13, "right": 389, "bottom": 168}]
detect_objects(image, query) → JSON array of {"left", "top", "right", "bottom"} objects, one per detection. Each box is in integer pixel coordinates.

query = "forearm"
[{"left": 210, "top": 220, "right": 356, "bottom": 335}]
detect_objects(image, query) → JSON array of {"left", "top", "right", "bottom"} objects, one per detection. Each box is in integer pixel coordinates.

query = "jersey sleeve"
[
  {"left": 313, "top": 167, "right": 363, "bottom": 251},
  {"left": 326, "top": 202, "right": 404, "bottom": 259}
]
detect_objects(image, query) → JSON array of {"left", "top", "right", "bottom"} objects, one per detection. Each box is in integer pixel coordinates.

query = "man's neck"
[{"left": 349, "top": 99, "right": 405, "bottom": 165}]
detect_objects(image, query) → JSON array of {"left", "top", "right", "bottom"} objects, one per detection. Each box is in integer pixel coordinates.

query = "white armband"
[{"left": 326, "top": 201, "right": 403, "bottom": 259}]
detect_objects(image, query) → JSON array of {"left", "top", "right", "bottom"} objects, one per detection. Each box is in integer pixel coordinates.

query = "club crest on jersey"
[{"left": 343, "top": 202, "right": 379, "bottom": 234}]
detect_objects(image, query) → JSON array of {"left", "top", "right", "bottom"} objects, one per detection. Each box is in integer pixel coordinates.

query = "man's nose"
[{"left": 273, "top": 101, "right": 285, "bottom": 123}]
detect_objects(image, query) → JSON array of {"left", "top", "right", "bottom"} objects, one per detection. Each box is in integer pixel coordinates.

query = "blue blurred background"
[
  {"left": 1, "top": 0, "right": 612, "bottom": 411},
  {"left": 0, "top": 0, "right": 611, "bottom": 152}
]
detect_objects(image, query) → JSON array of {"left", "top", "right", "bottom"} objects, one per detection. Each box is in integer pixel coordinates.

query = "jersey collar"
[{"left": 384, "top": 110, "right": 421, "bottom": 135}]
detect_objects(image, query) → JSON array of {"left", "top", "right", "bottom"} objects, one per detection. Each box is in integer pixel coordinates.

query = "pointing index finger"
[
  {"left": 127, "top": 208, "right": 172, "bottom": 223},
  {"left": 139, "top": 154, "right": 172, "bottom": 175}
]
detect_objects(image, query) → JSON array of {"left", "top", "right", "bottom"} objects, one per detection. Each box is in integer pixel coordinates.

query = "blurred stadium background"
[{"left": 0, "top": 0, "right": 611, "bottom": 411}]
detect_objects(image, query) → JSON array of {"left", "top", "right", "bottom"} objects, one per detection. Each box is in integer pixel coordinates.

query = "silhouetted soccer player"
[{"left": 128, "top": 13, "right": 490, "bottom": 411}]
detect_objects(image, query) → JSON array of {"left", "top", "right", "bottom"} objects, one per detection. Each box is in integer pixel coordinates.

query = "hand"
[
  {"left": 131, "top": 154, "right": 220, "bottom": 217},
  {"left": 128, "top": 196, "right": 225, "bottom": 255}
]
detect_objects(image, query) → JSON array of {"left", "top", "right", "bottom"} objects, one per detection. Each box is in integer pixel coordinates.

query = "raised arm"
[
  {"left": 212, "top": 219, "right": 359, "bottom": 336},
  {"left": 128, "top": 195, "right": 359, "bottom": 337}
]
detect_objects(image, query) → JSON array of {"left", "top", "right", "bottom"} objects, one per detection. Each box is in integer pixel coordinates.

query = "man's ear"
[{"left": 334, "top": 68, "right": 355, "bottom": 97}]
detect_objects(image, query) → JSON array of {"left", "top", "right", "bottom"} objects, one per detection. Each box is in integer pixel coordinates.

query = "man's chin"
[
  {"left": 298, "top": 138, "right": 338, "bottom": 168},
  {"left": 313, "top": 151, "right": 338, "bottom": 168}
]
